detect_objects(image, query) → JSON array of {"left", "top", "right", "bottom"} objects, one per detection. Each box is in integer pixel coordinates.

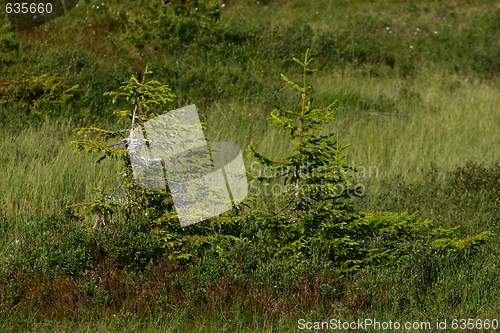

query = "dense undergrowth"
[
  {"left": 1, "top": 162, "right": 499, "bottom": 329},
  {"left": 1, "top": 0, "right": 500, "bottom": 331}
]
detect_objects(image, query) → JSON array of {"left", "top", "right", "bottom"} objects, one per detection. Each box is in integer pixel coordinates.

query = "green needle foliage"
[
  {"left": 68, "top": 67, "right": 243, "bottom": 261},
  {"left": 247, "top": 49, "right": 491, "bottom": 273},
  {"left": 249, "top": 48, "right": 357, "bottom": 214},
  {"left": 69, "top": 67, "right": 176, "bottom": 225}
]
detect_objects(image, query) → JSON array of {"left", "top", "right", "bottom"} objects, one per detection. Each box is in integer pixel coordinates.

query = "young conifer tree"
[
  {"left": 247, "top": 49, "right": 491, "bottom": 271},
  {"left": 69, "top": 68, "right": 243, "bottom": 261},
  {"left": 249, "top": 49, "right": 358, "bottom": 217},
  {"left": 70, "top": 67, "right": 176, "bottom": 226}
]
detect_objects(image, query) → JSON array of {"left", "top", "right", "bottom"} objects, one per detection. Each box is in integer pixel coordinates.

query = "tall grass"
[
  {"left": 206, "top": 71, "right": 500, "bottom": 187},
  {"left": 1, "top": 71, "right": 498, "bottom": 218},
  {"left": 1, "top": 0, "right": 500, "bottom": 331},
  {"left": 0, "top": 120, "right": 120, "bottom": 218}
]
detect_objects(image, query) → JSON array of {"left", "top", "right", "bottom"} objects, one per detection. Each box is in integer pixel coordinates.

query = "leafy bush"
[{"left": 0, "top": 73, "right": 78, "bottom": 116}]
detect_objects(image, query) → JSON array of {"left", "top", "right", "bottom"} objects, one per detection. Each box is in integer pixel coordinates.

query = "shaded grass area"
[{"left": 357, "top": 161, "right": 500, "bottom": 237}]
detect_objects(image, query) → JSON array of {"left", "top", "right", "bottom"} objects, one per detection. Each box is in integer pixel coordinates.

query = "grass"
[
  {"left": 1, "top": 71, "right": 499, "bottom": 218},
  {"left": 207, "top": 71, "right": 500, "bottom": 184},
  {"left": 0, "top": 120, "right": 121, "bottom": 218},
  {"left": 1, "top": 311, "right": 297, "bottom": 332},
  {"left": 1, "top": 0, "right": 500, "bottom": 331}
]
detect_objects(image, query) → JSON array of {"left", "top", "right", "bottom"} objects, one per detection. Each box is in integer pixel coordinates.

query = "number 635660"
[{"left": 5, "top": 2, "right": 53, "bottom": 14}]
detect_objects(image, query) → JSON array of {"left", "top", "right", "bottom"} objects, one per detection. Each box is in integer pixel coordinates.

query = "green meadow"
[{"left": 1, "top": 0, "right": 500, "bottom": 331}]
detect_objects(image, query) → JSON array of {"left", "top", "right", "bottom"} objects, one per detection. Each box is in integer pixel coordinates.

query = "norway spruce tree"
[
  {"left": 69, "top": 67, "right": 246, "bottom": 260},
  {"left": 248, "top": 49, "right": 490, "bottom": 272},
  {"left": 70, "top": 67, "right": 176, "bottom": 227},
  {"left": 249, "top": 49, "right": 357, "bottom": 214}
]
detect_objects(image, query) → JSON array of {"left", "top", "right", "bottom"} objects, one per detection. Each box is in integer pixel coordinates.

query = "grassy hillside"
[
  {"left": 1, "top": 0, "right": 499, "bottom": 331},
  {"left": 2, "top": 0, "right": 500, "bottom": 217}
]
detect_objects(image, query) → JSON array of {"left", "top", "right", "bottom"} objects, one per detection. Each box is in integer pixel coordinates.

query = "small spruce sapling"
[
  {"left": 249, "top": 48, "right": 358, "bottom": 217},
  {"left": 70, "top": 67, "right": 175, "bottom": 227},
  {"left": 247, "top": 49, "right": 491, "bottom": 272},
  {"left": 69, "top": 68, "right": 244, "bottom": 261},
  {"left": 248, "top": 48, "right": 363, "bottom": 264}
]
